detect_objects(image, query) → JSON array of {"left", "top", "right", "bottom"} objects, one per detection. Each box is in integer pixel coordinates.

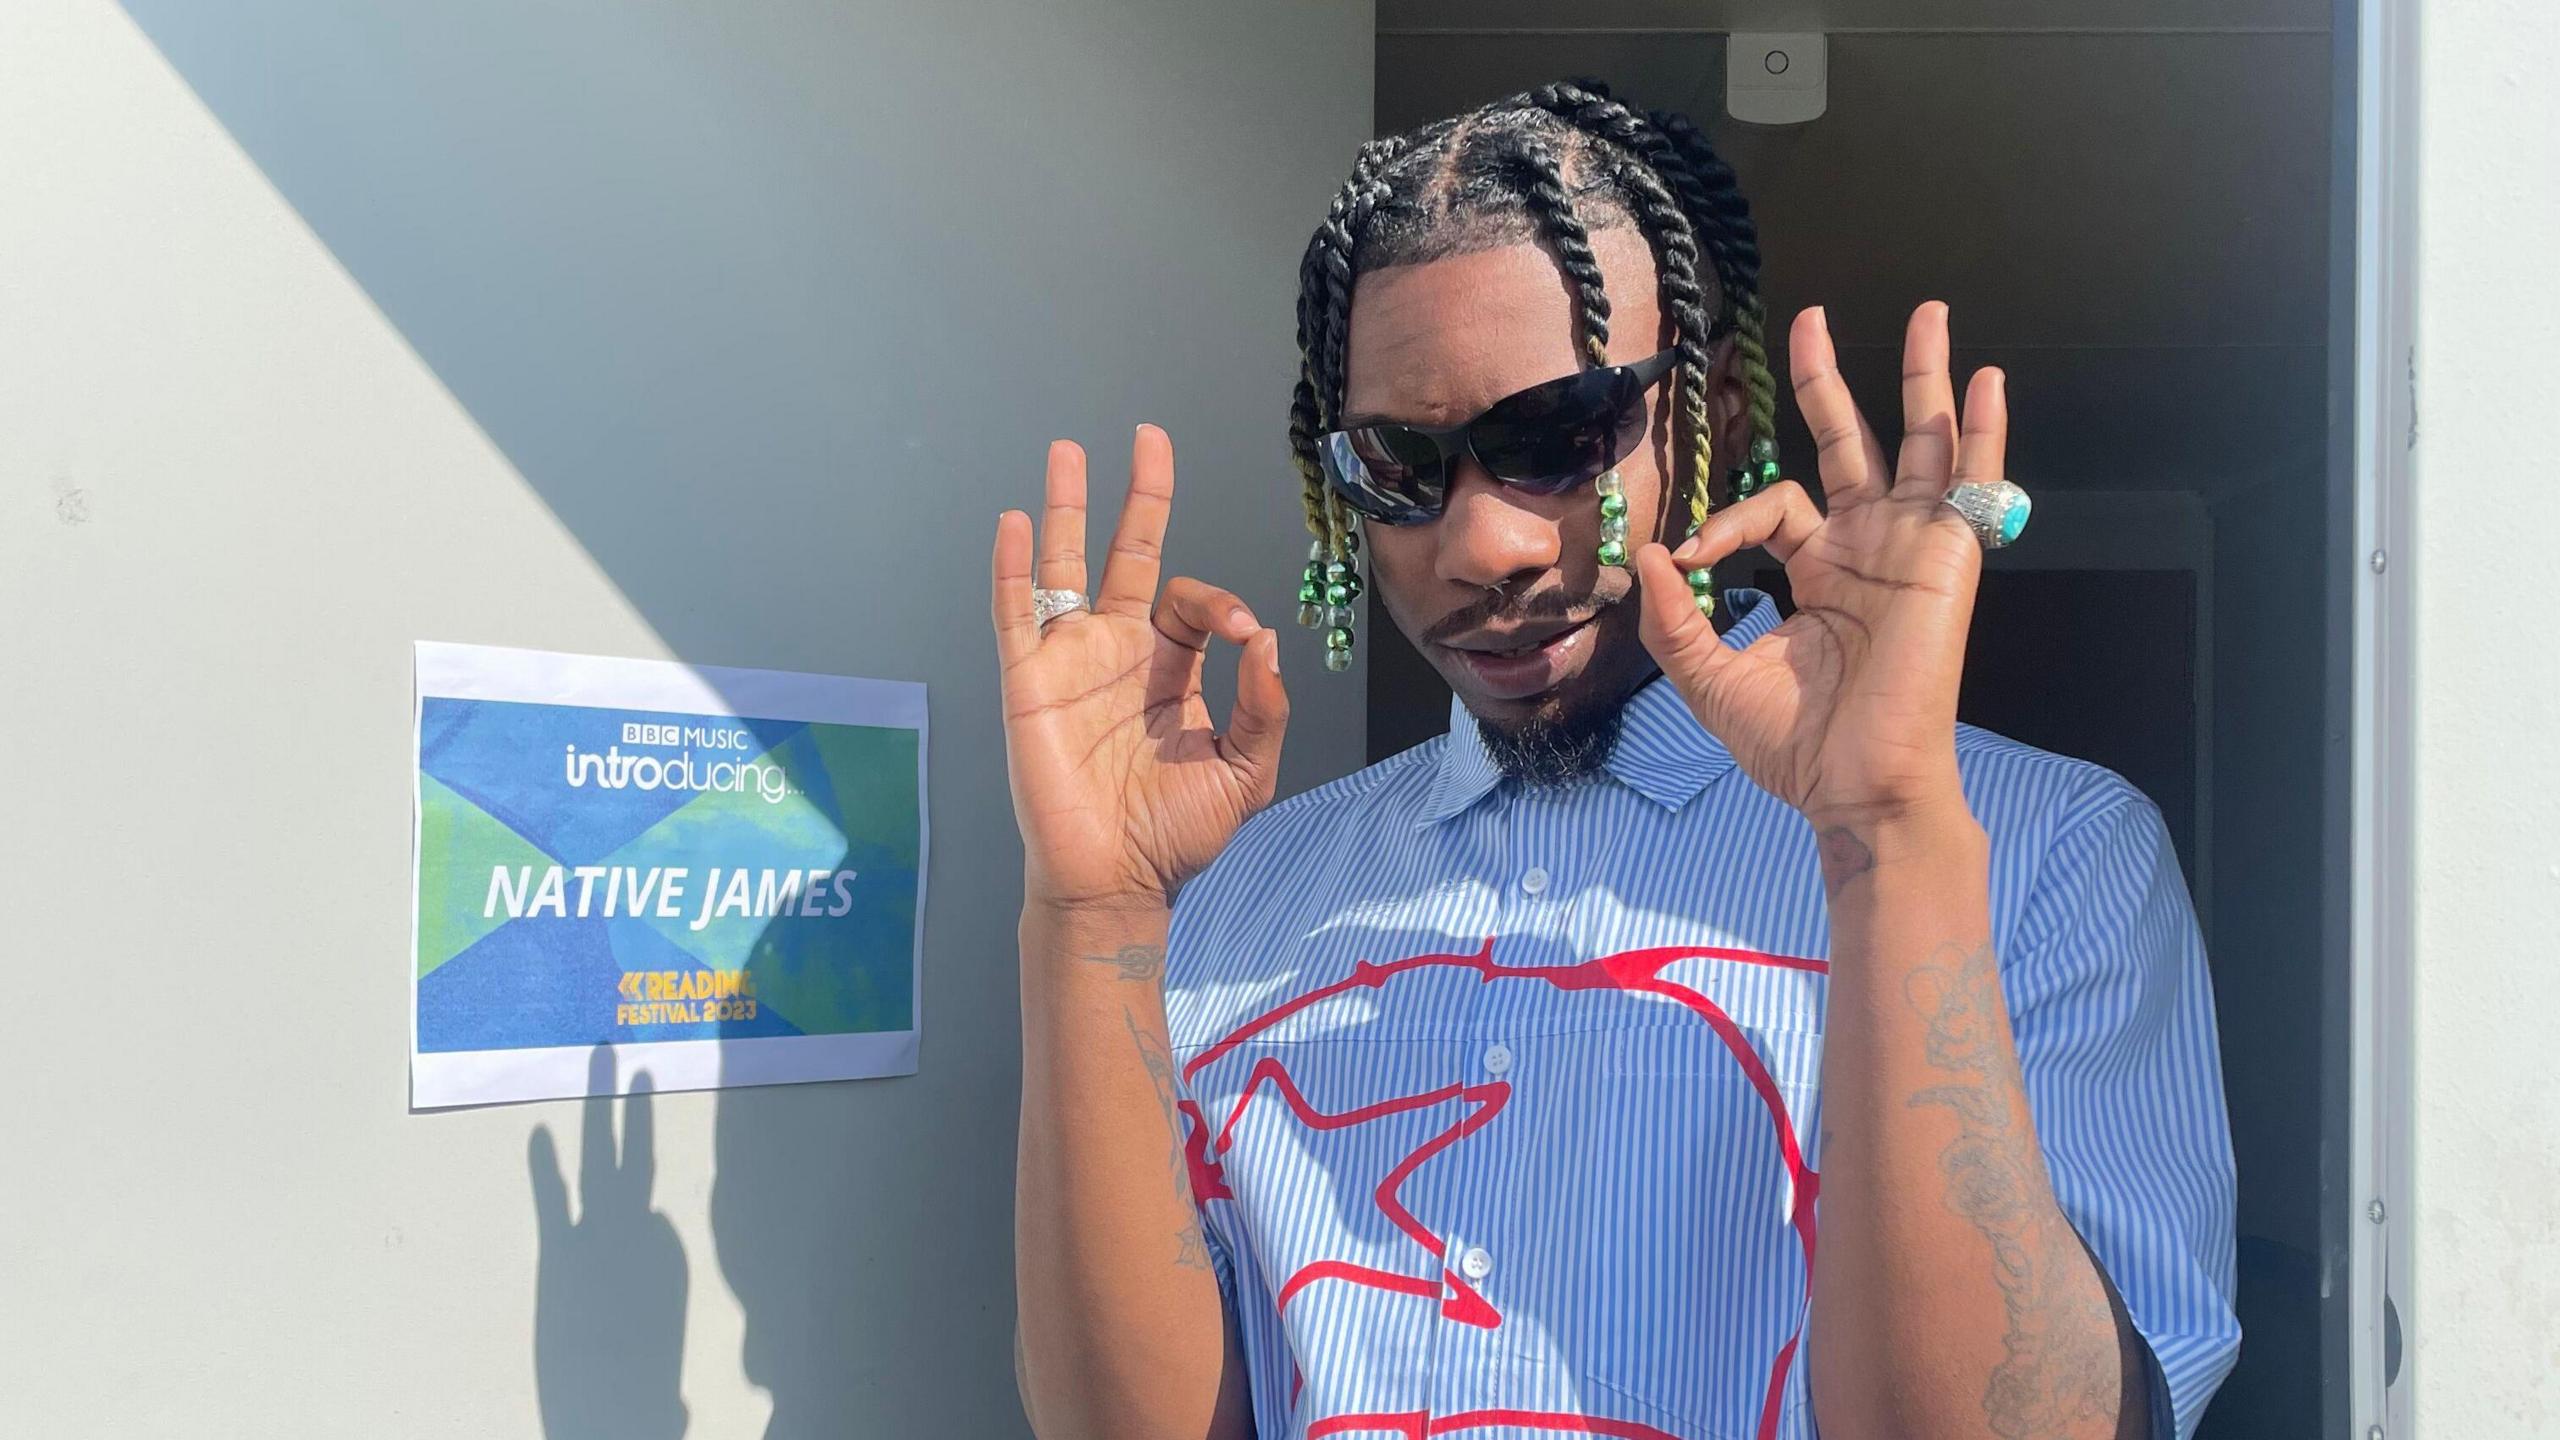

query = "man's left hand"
[{"left": 1632, "top": 301, "right": 2003, "bottom": 835}]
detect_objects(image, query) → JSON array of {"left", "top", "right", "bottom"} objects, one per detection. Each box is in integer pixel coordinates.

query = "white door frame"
[{"left": 2347, "top": 0, "right": 2417, "bottom": 1434}]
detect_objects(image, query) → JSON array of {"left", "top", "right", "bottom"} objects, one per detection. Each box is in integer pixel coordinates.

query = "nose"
[{"left": 1432, "top": 456, "right": 1561, "bottom": 593}]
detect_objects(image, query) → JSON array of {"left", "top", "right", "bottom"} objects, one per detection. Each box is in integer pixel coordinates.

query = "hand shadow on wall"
[{"left": 530, "top": 1046, "right": 690, "bottom": 1440}]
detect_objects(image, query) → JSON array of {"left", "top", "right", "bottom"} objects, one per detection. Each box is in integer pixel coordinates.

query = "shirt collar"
[{"left": 1416, "top": 588, "right": 1779, "bottom": 828}]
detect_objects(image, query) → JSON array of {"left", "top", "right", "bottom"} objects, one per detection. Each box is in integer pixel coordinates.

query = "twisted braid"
[
  {"left": 1503, "top": 134, "right": 1612, "bottom": 369},
  {"left": 1291, "top": 135, "right": 1409, "bottom": 555},
  {"left": 1649, "top": 106, "right": 1780, "bottom": 447},
  {"left": 1602, "top": 155, "right": 1720, "bottom": 532}
]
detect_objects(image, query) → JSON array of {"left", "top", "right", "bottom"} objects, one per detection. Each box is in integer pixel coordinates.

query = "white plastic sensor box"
[{"left": 1727, "top": 32, "right": 1828, "bottom": 125}]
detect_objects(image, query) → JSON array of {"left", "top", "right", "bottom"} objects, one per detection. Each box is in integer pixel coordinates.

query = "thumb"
[{"left": 1633, "top": 543, "right": 1735, "bottom": 693}]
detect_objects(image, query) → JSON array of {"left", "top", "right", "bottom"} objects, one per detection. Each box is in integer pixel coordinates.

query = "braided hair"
[{"left": 1287, "top": 81, "right": 1782, "bottom": 668}]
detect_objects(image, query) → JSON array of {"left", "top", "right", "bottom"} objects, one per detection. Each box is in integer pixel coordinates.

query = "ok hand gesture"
[
  {"left": 992, "top": 425, "right": 1290, "bottom": 912},
  {"left": 1632, "top": 303, "right": 2004, "bottom": 833}
]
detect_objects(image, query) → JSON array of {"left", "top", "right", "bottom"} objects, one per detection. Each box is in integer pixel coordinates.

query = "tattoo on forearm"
[
  {"left": 1085, "top": 943, "right": 1165, "bottom": 982},
  {"left": 1816, "top": 825, "right": 1876, "bottom": 896},
  {"left": 1905, "top": 939, "right": 2120, "bottom": 1438},
  {"left": 1124, "top": 1007, "right": 1214, "bottom": 1271}
]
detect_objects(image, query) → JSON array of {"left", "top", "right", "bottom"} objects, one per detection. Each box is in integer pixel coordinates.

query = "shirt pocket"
[{"left": 1533, "top": 1015, "right": 1823, "bottom": 1440}]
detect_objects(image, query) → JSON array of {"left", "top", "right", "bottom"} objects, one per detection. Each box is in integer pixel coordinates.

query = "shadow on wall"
[
  {"left": 529, "top": 1050, "right": 689, "bottom": 1440},
  {"left": 113, "top": 0, "right": 1363, "bottom": 1435}
]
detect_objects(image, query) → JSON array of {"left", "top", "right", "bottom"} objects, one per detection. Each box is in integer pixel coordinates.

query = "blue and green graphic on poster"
[{"left": 411, "top": 642, "right": 926, "bottom": 1108}]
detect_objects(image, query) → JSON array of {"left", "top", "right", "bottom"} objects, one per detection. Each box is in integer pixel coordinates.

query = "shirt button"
[
  {"left": 1520, "top": 866, "right": 1549, "bottom": 895},
  {"left": 1459, "top": 1246, "right": 1493, "bottom": 1281},
  {"left": 1482, "top": 1043, "right": 1514, "bottom": 1076}
]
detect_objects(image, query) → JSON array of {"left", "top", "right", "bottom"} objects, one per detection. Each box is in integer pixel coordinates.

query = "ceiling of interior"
[{"left": 1371, "top": 15, "right": 2338, "bottom": 495}]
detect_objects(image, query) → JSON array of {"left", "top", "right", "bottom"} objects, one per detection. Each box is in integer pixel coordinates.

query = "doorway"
[{"left": 1368, "top": 4, "right": 2354, "bottom": 1433}]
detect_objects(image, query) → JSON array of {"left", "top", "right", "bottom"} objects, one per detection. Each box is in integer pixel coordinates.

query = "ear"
[{"left": 1703, "top": 333, "right": 1754, "bottom": 473}]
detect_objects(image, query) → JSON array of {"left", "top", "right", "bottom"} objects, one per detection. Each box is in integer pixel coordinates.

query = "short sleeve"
[{"left": 2003, "top": 787, "right": 2242, "bottom": 1438}]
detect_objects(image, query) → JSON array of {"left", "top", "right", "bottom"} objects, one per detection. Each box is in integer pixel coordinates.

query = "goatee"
[{"left": 1476, "top": 699, "right": 1624, "bottom": 786}]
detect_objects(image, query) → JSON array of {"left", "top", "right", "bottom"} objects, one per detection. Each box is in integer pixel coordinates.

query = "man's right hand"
[{"left": 991, "top": 424, "right": 1291, "bottom": 914}]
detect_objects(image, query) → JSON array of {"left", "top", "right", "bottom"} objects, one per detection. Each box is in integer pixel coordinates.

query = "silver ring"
[
  {"left": 1032, "top": 587, "right": 1090, "bottom": 629},
  {"left": 1943, "top": 480, "right": 2031, "bottom": 550}
]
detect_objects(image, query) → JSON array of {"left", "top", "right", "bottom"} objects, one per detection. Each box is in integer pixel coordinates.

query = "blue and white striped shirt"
[{"left": 1162, "top": 589, "right": 2240, "bottom": 1440}]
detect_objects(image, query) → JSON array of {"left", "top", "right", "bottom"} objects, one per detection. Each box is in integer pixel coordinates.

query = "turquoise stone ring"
[{"left": 1944, "top": 480, "right": 2032, "bottom": 550}]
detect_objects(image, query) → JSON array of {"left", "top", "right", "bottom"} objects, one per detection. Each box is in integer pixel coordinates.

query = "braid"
[
  {"left": 1291, "top": 136, "right": 1409, "bottom": 552},
  {"left": 1603, "top": 155, "right": 1720, "bottom": 532},
  {"left": 1648, "top": 107, "right": 1780, "bottom": 451},
  {"left": 1502, "top": 135, "right": 1612, "bottom": 369}
]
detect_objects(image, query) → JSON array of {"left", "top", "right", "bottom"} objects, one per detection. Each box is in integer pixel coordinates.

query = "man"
[{"left": 998, "top": 83, "right": 2238, "bottom": 1440}]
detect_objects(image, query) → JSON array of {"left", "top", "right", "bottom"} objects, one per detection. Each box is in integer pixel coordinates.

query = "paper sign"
[{"left": 411, "top": 642, "right": 926, "bottom": 1108}]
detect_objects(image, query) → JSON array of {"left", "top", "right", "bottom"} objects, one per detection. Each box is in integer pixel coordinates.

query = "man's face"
[{"left": 1343, "top": 226, "right": 1746, "bottom": 745}]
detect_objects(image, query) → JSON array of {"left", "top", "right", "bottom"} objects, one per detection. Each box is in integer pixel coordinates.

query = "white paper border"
[{"left": 410, "top": 641, "right": 929, "bottom": 1111}]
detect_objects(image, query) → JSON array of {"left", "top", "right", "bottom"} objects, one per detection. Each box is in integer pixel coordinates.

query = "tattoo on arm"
[
  {"left": 1085, "top": 942, "right": 1165, "bottom": 982},
  {"left": 1125, "top": 1007, "right": 1214, "bottom": 1271},
  {"left": 1904, "top": 939, "right": 2122, "bottom": 1438},
  {"left": 1816, "top": 825, "right": 1877, "bottom": 896}
]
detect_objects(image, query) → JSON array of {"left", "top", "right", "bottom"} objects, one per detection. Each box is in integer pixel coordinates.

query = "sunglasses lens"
[
  {"left": 1474, "top": 368, "right": 1646, "bottom": 493},
  {"left": 1322, "top": 427, "right": 1442, "bottom": 524}
]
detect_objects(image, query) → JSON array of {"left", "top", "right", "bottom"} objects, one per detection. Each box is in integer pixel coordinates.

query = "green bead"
[
  {"left": 1324, "top": 582, "right": 1350, "bottom": 606},
  {"left": 1324, "top": 561, "right": 1351, "bottom": 585},
  {"left": 1324, "top": 626, "right": 1353, "bottom": 651},
  {"left": 1597, "top": 539, "right": 1628, "bottom": 567},
  {"left": 1323, "top": 646, "right": 1353, "bottom": 672},
  {"left": 1339, "top": 571, "right": 1362, "bottom": 597},
  {"left": 1298, "top": 581, "right": 1319, "bottom": 605},
  {"left": 1297, "top": 602, "right": 1322, "bottom": 628},
  {"left": 1598, "top": 492, "right": 1628, "bottom": 519},
  {"left": 1686, "top": 567, "right": 1714, "bottom": 593},
  {"left": 1695, "top": 589, "right": 1717, "bottom": 616},
  {"left": 1758, "top": 459, "right": 1781, "bottom": 486}
]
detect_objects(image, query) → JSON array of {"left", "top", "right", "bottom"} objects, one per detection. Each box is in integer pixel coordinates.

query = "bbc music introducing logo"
[{"left": 560, "top": 720, "right": 795, "bottom": 804}]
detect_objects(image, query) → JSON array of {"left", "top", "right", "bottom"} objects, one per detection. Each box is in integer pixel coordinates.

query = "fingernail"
[
  {"left": 1264, "top": 630, "right": 1282, "bottom": 673},
  {"left": 1230, "top": 607, "right": 1254, "bottom": 631}
]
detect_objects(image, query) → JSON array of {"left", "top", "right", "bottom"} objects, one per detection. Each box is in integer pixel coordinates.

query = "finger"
[
  {"left": 529, "top": 1126, "right": 572, "bottom": 1236},
  {"left": 1788, "top": 307, "right": 1894, "bottom": 511},
  {"left": 1951, "top": 366, "right": 2009, "bottom": 489},
  {"left": 1895, "top": 301, "right": 1960, "bottom": 499},
  {"left": 1154, "top": 576, "right": 1262, "bottom": 654},
  {"left": 1095, "top": 424, "right": 1175, "bottom": 619},
  {"left": 619, "top": 1070, "right": 656, "bottom": 1199},
  {"left": 1036, "top": 440, "right": 1090, "bottom": 595},
  {"left": 1633, "top": 541, "right": 1739, "bottom": 693},
  {"left": 1218, "top": 628, "right": 1291, "bottom": 794},
  {"left": 579, "top": 1045, "right": 616, "bottom": 1206},
  {"left": 1670, "top": 480, "right": 1824, "bottom": 571},
  {"left": 991, "top": 509, "right": 1038, "bottom": 664}
]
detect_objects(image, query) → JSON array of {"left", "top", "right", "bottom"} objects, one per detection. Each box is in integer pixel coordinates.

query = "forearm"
[
  {"left": 1014, "top": 898, "right": 1249, "bottom": 1440},
  {"left": 1806, "top": 805, "right": 2143, "bottom": 1440}
]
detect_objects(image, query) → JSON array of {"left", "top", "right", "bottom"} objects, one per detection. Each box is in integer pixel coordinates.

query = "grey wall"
[
  {"left": 0, "top": 1, "right": 1371, "bottom": 1434},
  {"left": 1376, "top": 9, "right": 2336, "bottom": 1434}
]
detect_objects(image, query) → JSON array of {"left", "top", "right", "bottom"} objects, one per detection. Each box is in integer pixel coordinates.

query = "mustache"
[{"left": 1421, "top": 583, "right": 1622, "bottom": 647}]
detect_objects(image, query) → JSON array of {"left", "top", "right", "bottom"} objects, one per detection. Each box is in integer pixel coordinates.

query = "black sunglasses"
[{"left": 1317, "top": 347, "right": 1680, "bottom": 525}]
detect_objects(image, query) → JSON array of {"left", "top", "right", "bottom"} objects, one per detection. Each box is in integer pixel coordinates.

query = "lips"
[{"left": 1443, "top": 616, "right": 1597, "bottom": 700}]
